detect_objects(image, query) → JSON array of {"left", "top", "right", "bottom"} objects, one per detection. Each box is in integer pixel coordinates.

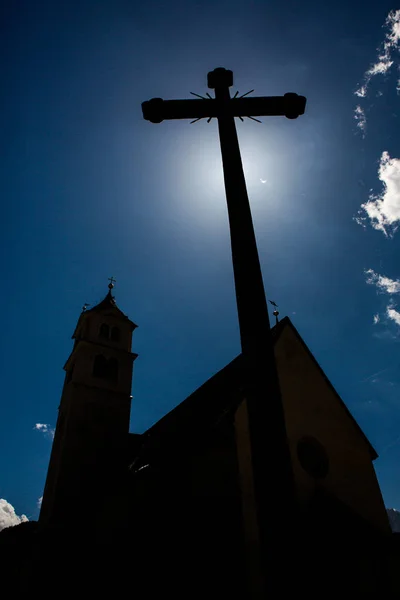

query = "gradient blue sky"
[{"left": 1, "top": 0, "right": 400, "bottom": 523}]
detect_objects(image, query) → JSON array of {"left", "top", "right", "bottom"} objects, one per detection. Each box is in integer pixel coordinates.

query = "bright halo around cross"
[
  {"left": 166, "top": 121, "right": 280, "bottom": 228},
  {"left": 239, "top": 133, "right": 275, "bottom": 195},
  {"left": 170, "top": 126, "right": 227, "bottom": 226}
]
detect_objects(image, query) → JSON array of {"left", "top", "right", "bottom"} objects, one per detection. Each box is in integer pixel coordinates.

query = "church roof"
[
  {"left": 130, "top": 320, "right": 286, "bottom": 468},
  {"left": 131, "top": 317, "right": 377, "bottom": 470},
  {"left": 88, "top": 288, "right": 118, "bottom": 311},
  {"left": 85, "top": 286, "right": 137, "bottom": 327}
]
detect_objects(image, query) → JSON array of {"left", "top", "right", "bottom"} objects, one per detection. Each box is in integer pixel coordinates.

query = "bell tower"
[{"left": 39, "top": 281, "right": 138, "bottom": 527}]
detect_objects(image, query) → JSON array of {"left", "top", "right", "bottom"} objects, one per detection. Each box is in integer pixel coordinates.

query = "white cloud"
[
  {"left": 354, "top": 105, "right": 367, "bottom": 134},
  {"left": 355, "top": 85, "right": 367, "bottom": 98},
  {"left": 356, "top": 151, "right": 400, "bottom": 237},
  {"left": 366, "top": 271, "right": 400, "bottom": 328},
  {"left": 37, "top": 496, "right": 43, "bottom": 508},
  {"left": 355, "top": 10, "right": 400, "bottom": 98},
  {"left": 365, "top": 269, "right": 400, "bottom": 293},
  {"left": 33, "top": 423, "right": 55, "bottom": 439},
  {"left": 387, "top": 306, "right": 400, "bottom": 326},
  {"left": 367, "top": 58, "right": 394, "bottom": 76},
  {"left": 0, "top": 499, "right": 28, "bottom": 532},
  {"left": 34, "top": 423, "right": 48, "bottom": 431}
]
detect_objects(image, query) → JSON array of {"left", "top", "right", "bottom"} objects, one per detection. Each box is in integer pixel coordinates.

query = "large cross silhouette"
[{"left": 142, "top": 68, "right": 306, "bottom": 595}]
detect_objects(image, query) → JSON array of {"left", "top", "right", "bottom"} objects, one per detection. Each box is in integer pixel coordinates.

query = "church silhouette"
[{"left": 1, "top": 282, "right": 399, "bottom": 596}]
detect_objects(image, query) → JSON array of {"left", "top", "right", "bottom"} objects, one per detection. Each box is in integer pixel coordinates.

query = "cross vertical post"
[
  {"left": 142, "top": 68, "right": 306, "bottom": 596},
  {"left": 209, "top": 66, "right": 297, "bottom": 594}
]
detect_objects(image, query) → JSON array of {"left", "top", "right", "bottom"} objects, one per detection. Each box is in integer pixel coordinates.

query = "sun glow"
[
  {"left": 164, "top": 123, "right": 284, "bottom": 231},
  {"left": 167, "top": 126, "right": 227, "bottom": 227}
]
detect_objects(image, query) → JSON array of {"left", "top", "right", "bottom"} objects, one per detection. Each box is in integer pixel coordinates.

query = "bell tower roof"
[
  {"left": 88, "top": 284, "right": 118, "bottom": 312},
  {"left": 72, "top": 279, "right": 138, "bottom": 340}
]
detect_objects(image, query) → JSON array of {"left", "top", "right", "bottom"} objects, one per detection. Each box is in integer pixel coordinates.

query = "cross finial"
[
  {"left": 108, "top": 276, "right": 116, "bottom": 290},
  {"left": 269, "top": 300, "right": 280, "bottom": 325}
]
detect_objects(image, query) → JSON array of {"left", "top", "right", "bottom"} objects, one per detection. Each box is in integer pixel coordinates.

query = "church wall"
[
  {"left": 274, "top": 325, "right": 390, "bottom": 534},
  {"left": 189, "top": 417, "right": 241, "bottom": 499},
  {"left": 234, "top": 399, "right": 264, "bottom": 597},
  {"left": 234, "top": 400, "right": 259, "bottom": 548},
  {"left": 186, "top": 419, "right": 247, "bottom": 592},
  {"left": 122, "top": 421, "right": 248, "bottom": 596},
  {"left": 40, "top": 380, "right": 131, "bottom": 526},
  {"left": 38, "top": 395, "right": 70, "bottom": 524}
]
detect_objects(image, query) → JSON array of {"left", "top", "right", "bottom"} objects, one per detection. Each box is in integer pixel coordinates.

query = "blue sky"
[{"left": 1, "top": 0, "right": 400, "bottom": 524}]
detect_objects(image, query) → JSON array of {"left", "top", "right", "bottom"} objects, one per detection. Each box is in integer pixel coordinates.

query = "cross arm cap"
[
  {"left": 207, "top": 68, "right": 233, "bottom": 89},
  {"left": 283, "top": 92, "right": 307, "bottom": 119},
  {"left": 142, "top": 98, "right": 164, "bottom": 123}
]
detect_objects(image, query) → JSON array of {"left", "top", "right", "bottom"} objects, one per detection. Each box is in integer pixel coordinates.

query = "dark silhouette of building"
[
  {"left": 1, "top": 284, "right": 399, "bottom": 596},
  {"left": 39, "top": 282, "right": 138, "bottom": 529}
]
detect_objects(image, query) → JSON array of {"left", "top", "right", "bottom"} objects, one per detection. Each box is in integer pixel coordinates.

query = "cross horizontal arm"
[{"left": 142, "top": 93, "right": 306, "bottom": 123}]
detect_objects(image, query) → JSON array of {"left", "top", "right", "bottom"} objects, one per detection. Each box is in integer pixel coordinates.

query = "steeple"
[
  {"left": 39, "top": 281, "right": 138, "bottom": 528},
  {"left": 88, "top": 277, "right": 117, "bottom": 310},
  {"left": 79, "top": 278, "right": 136, "bottom": 323}
]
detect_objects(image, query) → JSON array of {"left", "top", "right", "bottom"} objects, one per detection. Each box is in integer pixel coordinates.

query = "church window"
[
  {"left": 297, "top": 436, "right": 329, "bottom": 479},
  {"left": 99, "top": 323, "right": 109, "bottom": 339},
  {"left": 111, "top": 326, "right": 120, "bottom": 342}
]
